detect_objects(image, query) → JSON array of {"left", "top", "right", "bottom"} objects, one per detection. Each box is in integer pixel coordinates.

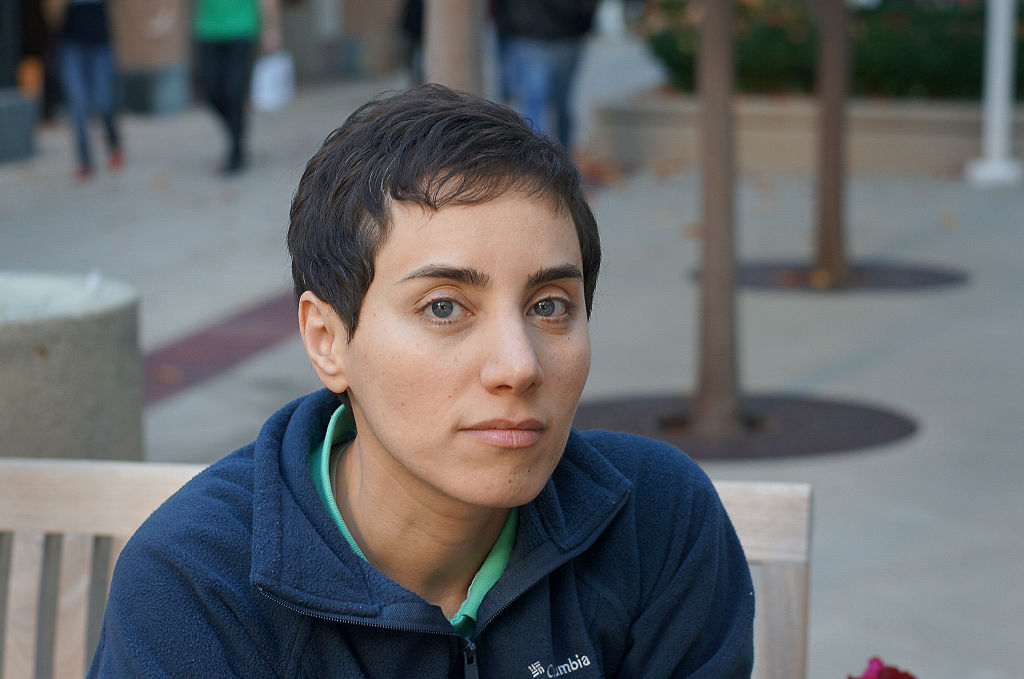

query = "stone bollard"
[{"left": 0, "top": 271, "right": 142, "bottom": 459}]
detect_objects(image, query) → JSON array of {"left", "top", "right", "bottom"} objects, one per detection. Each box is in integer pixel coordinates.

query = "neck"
[{"left": 335, "top": 440, "right": 509, "bottom": 618}]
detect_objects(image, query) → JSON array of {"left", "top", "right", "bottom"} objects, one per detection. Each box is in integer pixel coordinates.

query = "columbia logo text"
[{"left": 527, "top": 655, "right": 592, "bottom": 677}]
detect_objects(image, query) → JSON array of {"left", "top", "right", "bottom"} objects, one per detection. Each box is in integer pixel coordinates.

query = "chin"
[{"left": 468, "top": 474, "right": 550, "bottom": 510}]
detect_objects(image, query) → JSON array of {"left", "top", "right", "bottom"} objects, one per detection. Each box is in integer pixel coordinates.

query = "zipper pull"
[{"left": 462, "top": 639, "right": 479, "bottom": 679}]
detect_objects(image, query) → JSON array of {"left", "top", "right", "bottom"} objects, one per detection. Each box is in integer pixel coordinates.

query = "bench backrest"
[
  {"left": 1, "top": 459, "right": 810, "bottom": 679},
  {"left": 0, "top": 459, "right": 204, "bottom": 679}
]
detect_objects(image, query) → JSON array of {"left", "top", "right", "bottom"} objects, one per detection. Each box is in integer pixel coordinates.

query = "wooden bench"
[
  {"left": 1, "top": 459, "right": 810, "bottom": 679},
  {"left": 715, "top": 481, "right": 813, "bottom": 679},
  {"left": 0, "top": 459, "right": 203, "bottom": 679}
]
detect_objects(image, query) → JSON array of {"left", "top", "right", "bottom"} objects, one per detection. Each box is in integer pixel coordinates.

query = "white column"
[
  {"left": 596, "top": 0, "right": 627, "bottom": 38},
  {"left": 965, "top": 0, "right": 1022, "bottom": 187}
]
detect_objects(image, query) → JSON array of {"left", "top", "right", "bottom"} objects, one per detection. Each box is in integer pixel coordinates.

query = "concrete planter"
[
  {"left": 0, "top": 272, "right": 142, "bottom": 460},
  {"left": 589, "top": 91, "right": 1024, "bottom": 176}
]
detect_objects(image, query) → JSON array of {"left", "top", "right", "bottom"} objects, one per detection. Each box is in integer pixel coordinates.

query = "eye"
[
  {"left": 431, "top": 300, "right": 456, "bottom": 318},
  {"left": 531, "top": 298, "right": 571, "bottom": 318},
  {"left": 421, "top": 297, "right": 469, "bottom": 325}
]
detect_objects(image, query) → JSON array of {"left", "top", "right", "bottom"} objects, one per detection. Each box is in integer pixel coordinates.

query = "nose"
[{"left": 480, "top": 318, "right": 543, "bottom": 394}]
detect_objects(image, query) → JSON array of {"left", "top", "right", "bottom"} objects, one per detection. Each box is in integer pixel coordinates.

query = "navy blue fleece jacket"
[{"left": 88, "top": 389, "right": 754, "bottom": 678}]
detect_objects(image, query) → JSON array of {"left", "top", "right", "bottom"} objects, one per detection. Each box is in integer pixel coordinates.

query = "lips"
[{"left": 461, "top": 419, "right": 545, "bottom": 449}]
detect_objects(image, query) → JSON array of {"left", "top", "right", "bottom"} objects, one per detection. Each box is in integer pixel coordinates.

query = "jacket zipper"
[
  {"left": 462, "top": 639, "right": 479, "bottom": 679},
  {"left": 475, "top": 486, "right": 634, "bottom": 636}
]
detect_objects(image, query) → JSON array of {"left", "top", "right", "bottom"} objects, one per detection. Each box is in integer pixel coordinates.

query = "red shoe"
[
  {"left": 75, "top": 164, "right": 94, "bottom": 182},
  {"left": 108, "top": 149, "right": 124, "bottom": 170}
]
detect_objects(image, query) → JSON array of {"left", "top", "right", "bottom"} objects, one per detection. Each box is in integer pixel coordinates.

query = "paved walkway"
[{"left": 2, "top": 33, "right": 1022, "bottom": 679}]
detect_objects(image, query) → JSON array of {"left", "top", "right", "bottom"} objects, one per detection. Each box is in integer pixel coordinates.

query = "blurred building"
[{"left": 281, "top": 0, "right": 406, "bottom": 83}]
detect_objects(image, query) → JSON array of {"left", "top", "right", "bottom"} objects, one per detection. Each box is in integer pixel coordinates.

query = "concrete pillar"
[
  {"left": 109, "top": 0, "right": 190, "bottom": 114},
  {"left": 342, "top": 0, "right": 405, "bottom": 76},
  {"left": 965, "top": 0, "right": 1022, "bottom": 186},
  {"left": 284, "top": 0, "right": 403, "bottom": 80},
  {"left": 283, "top": 0, "right": 345, "bottom": 80},
  {"left": 0, "top": 272, "right": 142, "bottom": 460},
  {"left": 424, "top": 0, "right": 484, "bottom": 95}
]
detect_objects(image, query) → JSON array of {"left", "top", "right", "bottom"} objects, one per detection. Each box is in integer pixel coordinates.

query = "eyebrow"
[
  {"left": 526, "top": 264, "right": 584, "bottom": 289},
  {"left": 400, "top": 265, "right": 492, "bottom": 288},
  {"left": 399, "top": 263, "right": 583, "bottom": 290}
]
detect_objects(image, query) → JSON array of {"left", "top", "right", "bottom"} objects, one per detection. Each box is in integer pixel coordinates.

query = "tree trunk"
[
  {"left": 693, "top": 0, "right": 742, "bottom": 439},
  {"left": 814, "top": 0, "right": 850, "bottom": 287},
  {"left": 423, "top": 0, "right": 483, "bottom": 95}
]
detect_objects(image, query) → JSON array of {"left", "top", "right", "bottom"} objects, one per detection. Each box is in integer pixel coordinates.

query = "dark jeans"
[
  {"left": 502, "top": 36, "right": 583, "bottom": 149},
  {"left": 59, "top": 41, "right": 120, "bottom": 169},
  {"left": 197, "top": 39, "right": 254, "bottom": 169}
]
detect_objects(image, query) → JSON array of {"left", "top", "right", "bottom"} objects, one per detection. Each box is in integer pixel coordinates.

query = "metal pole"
[
  {"left": 982, "top": 0, "right": 1015, "bottom": 161},
  {"left": 965, "top": 0, "right": 1022, "bottom": 186},
  {"left": 693, "top": 0, "right": 741, "bottom": 439}
]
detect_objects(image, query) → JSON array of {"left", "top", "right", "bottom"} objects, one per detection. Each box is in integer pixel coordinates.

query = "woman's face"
[{"left": 319, "top": 192, "right": 591, "bottom": 512}]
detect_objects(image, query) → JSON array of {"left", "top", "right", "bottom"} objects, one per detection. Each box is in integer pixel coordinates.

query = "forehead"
[{"left": 378, "top": 193, "right": 581, "bottom": 270}]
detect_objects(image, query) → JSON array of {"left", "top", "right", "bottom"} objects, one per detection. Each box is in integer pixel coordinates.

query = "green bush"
[{"left": 645, "top": 0, "right": 1024, "bottom": 100}]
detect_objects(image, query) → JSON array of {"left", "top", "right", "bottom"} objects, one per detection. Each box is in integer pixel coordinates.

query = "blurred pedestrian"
[
  {"left": 44, "top": 0, "right": 123, "bottom": 181},
  {"left": 194, "top": 0, "right": 281, "bottom": 175},
  {"left": 493, "top": 0, "right": 599, "bottom": 150}
]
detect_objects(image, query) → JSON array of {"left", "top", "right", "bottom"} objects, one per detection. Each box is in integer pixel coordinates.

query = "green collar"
[{"left": 309, "top": 403, "right": 518, "bottom": 637}]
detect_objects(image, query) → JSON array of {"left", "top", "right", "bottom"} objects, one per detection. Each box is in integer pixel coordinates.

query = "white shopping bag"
[{"left": 251, "top": 50, "right": 295, "bottom": 111}]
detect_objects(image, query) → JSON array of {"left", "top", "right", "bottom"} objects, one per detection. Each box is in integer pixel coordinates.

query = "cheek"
[
  {"left": 356, "top": 330, "right": 467, "bottom": 410},
  {"left": 547, "top": 332, "right": 591, "bottom": 398}
]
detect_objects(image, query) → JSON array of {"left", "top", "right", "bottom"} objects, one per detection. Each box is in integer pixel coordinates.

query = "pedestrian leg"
[
  {"left": 219, "top": 39, "right": 255, "bottom": 173},
  {"left": 90, "top": 43, "right": 123, "bottom": 168},
  {"left": 507, "top": 38, "right": 556, "bottom": 142},
  {"left": 198, "top": 41, "right": 233, "bottom": 168},
  {"left": 550, "top": 39, "right": 582, "bottom": 150},
  {"left": 59, "top": 42, "right": 94, "bottom": 178}
]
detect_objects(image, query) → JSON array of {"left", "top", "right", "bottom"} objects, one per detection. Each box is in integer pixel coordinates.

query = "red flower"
[{"left": 848, "top": 656, "right": 917, "bottom": 679}]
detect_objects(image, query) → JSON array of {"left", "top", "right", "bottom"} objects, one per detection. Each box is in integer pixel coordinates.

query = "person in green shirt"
[{"left": 194, "top": 0, "right": 280, "bottom": 174}]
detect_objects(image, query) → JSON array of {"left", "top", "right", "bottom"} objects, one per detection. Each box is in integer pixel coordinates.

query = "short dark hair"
[{"left": 287, "top": 84, "right": 601, "bottom": 339}]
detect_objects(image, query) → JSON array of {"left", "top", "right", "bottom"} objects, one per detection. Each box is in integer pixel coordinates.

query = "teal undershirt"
[{"left": 309, "top": 403, "right": 518, "bottom": 637}]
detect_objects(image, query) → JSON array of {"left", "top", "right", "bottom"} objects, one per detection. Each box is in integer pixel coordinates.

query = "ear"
[{"left": 298, "top": 291, "right": 350, "bottom": 394}]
